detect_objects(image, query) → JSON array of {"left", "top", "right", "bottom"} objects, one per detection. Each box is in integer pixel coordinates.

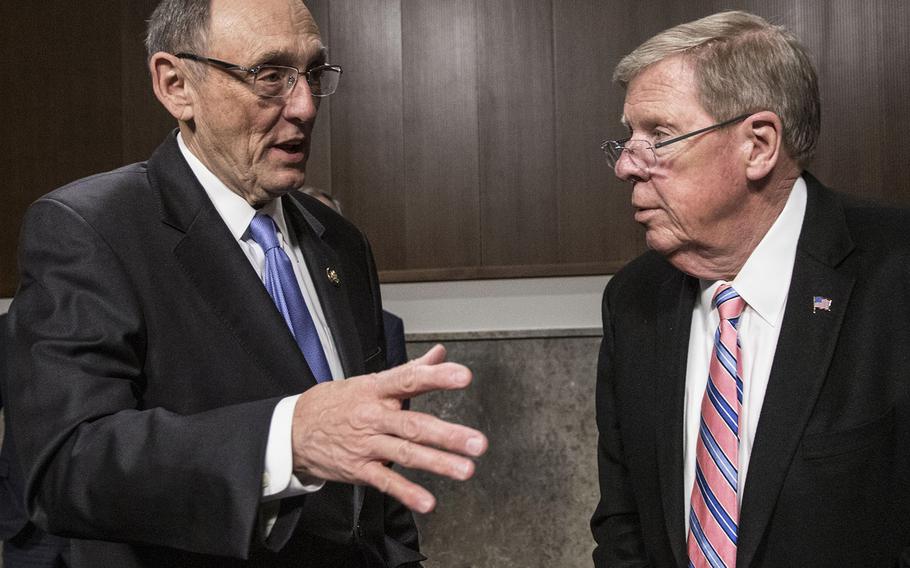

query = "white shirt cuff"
[{"left": 262, "top": 394, "right": 325, "bottom": 501}]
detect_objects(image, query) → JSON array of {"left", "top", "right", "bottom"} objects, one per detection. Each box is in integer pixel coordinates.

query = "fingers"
[
  {"left": 410, "top": 343, "right": 447, "bottom": 366},
  {"left": 290, "top": 344, "right": 488, "bottom": 514},
  {"left": 371, "top": 432, "right": 477, "bottom": 481},
  {"left": 360, "top": 461, "right": 437, "bottom": 514},
  {"left": 374, "top": 346, "right": 472, "bottom": 400},
  {"left": 380, "top": 409, "right": 487, "bottom": 459}
]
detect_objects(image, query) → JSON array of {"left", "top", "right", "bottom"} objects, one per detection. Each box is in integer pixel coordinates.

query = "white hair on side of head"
[{"left": 614, "top": 11, "right": 820, "bottom": 167}]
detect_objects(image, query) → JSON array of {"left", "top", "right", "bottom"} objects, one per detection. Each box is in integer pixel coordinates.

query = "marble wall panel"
[{"left": 404, "top": 332, "right": 602, "bottom": 568}]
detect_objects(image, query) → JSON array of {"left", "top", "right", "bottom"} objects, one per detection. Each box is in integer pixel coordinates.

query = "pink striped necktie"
[{"left": 687, "top": 284, "right": 745, "bottom": 568}]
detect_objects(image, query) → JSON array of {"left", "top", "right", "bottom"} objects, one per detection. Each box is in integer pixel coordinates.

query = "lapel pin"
[
  {"left": 326, "top": 267, "right": 341, "bottom": 287},
  {"left": 812, "top": 296, "right": 832, "bottom": 313}
]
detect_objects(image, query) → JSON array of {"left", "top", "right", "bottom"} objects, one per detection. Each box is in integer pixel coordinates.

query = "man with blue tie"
[
  {"left": 591, "top": 11, "right": 910, "bottom": 567},
  {"left": 4, "top": 1, "right": 487, "bottom": 566}
]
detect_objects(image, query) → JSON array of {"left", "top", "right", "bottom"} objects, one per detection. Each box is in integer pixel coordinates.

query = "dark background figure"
[
  {"left": 1, "top": 314, "right": 69, "bottom": 568},
  {"left": 4, "top": 1, "right": 487, "bottom": 567},
  {"left": 381, "top": 313, "right": 407, "bottom": 369},
  {"left": 592, "top": 10, "right": 910, "bottom": 567}
]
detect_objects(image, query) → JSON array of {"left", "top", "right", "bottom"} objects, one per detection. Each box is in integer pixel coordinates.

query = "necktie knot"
[
  {"left": 248, "top": 214, "right": 280, "bottom": 252},
  {"left": 713, "top": 284, "right": 745, "bottom": 322}
]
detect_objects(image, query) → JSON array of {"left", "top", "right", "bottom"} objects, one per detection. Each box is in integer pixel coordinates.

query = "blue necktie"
[{"left": 248, "top": 214, "right": 332, "bottom": 383}]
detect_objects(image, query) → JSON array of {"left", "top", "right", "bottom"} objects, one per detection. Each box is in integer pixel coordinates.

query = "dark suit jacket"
[
  {"left": 5, "top": 133, "right": 422, "bottom": 567},
  {"left": 0, "top": 312, "right": 30, "bottom": 541},
  {"left": 592, "top": 174, "right": 910, "bottom": 567}
]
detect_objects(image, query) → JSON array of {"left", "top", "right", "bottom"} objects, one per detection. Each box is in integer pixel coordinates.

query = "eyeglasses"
[
  {"left": 600, "top": 113, "right": 751, "bottom": 172},
  {"left": 175, "top": 53, "right": 342, "bottom": 98}
]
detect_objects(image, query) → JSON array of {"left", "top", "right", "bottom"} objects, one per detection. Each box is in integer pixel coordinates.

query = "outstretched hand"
[{"left": 290, "top": 344, "right": 487, "bottom": 513}]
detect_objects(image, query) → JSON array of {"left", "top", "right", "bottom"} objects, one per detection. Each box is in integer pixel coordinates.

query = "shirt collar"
[
  {"left": 176, "top": 132, "right": 286, "bottom": 241},
  {"left": 700, "top": 176, "right": 808, "bottom": 326}
]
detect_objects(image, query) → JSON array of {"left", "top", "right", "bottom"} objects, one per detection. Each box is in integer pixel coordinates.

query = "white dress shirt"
[
  {"left": 683, "top": 177, "right": 808, "bottom": 531},
  {"left": 177, "top": 133, "right": 343, "bottom": 502}
]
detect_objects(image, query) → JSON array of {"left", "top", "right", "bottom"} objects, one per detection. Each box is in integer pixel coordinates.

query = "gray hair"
[
  {"left": 614, "top": 11, "right": 820, "bottom": 167},
  {"left": 145, "top": 0, "right": 211, "bottom": 60}
]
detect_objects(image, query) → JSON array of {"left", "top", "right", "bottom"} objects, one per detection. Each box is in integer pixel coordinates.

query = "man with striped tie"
[{"left": 592, "top": 11, "right": 910, "bottom": 567}]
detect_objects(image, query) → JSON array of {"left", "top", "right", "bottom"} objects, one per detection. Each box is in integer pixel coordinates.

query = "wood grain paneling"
[
  {"left": 120, "top": 0, "right": 175, "bottom": 165},
  {"left": 302, "top": 0, "right": 333, "bottom": 193},
  {"left": 3, "top": 1, "right": 910, "bottom": 295},
  {"left": 400, "top": 0, "right": 481, "bottom": 270},
  {"left": 872, "top": 0, "right": 910, "bottom": 204},
  {"left": 808, "top": 0, "right": 910, "bottom": 205},
  {"left": 327, "top": 0, "right": 406, "bottom": 268},
  {"left": 0, "top": 4, "right": 124, "bottom": 296},
  {"left": 553, "top": 0, "right": 644, "bottom": 266},
  {"left": 476, "top": 0, "right": 558, "bottom": 267}
]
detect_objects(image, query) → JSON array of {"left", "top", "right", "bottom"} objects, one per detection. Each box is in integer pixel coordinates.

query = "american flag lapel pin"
[{"left": 812, "top": 296, "right": 832, "bottom": 313}]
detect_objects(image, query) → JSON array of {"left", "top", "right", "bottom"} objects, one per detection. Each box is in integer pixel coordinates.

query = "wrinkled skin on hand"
[{"left": 291, "top": 344, "right": 488, "bottom": 513}]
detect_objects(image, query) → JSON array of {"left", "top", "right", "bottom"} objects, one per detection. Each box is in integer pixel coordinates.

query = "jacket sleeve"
[
  {"left": 6, "top": 197, "right": 279, "bottom": 558},
  {"left": 591, "top": 284, "right": 651, "bottom": 567}
]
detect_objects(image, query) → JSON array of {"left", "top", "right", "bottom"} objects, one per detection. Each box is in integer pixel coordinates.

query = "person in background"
[
  {"left": 300, "top": 186, "right": 409, "bottom": 367},
  {"left": 1, "top": 314, "right": 70, "bottom": 567},
  {"left": 5, "top": 1, "right": 487, "bottom": 566},
  {"left": 591, "top": 10, "right": 910, "bottom": 567}
]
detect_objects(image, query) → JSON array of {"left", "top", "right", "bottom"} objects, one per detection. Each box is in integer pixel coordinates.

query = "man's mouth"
[
  {"left": 274, "top": 141, "right": 304, "bottom": 154},
  {"left": 633, "top": 207, "right": 659, "bottom": 223},
  {"left": 271, "top": 140, "right": 307, "bottom": 162}
]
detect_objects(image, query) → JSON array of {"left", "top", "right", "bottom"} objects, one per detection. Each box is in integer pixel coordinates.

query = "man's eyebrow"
[
  {"left": 252, "top": 45, "right": 328, "bottom": 68},
  {"left": 308, "top": 46, "right": 329, "bottom": 67},
  {"left": 620, "top": 115, "right": 633, "bottom": 135}
]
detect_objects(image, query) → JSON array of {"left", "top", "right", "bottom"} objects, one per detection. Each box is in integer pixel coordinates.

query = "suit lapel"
[
  {"left": 738, "top": 176, "right": 855, "bottom": 567},
  {"left": 654, "top": 269, "right": 697, "bottom": 567},
  {"left": 151, "top": 136, "right": 372, "bottom": 535},
  {"left": 284, "top": 194, "right": 368, "bottom": 525},
  {"left": 150, "top": 135, "right": 316, "bottom": 393},
  {"left": 284, "top": 195, "right": 366, "bottom": 378}
]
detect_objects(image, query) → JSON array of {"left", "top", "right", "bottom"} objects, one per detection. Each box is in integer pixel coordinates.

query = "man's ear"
[
  {"left": 742, "top": 111, "right": 784, "bottom": 181},
  {"left": 149, "top": 52, "right": 196, "bottom": 122}
]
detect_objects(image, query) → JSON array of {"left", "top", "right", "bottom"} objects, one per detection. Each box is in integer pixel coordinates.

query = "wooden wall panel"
[
  {"left": 803, "top": 2, "right": 884, "bottom": 200},
  {"left": 873, "top": 0, "right": 910, "bottom": 204},
  {"left": 3, "top": 1, "right": 910, "bottom": 296},
  {"left": 399, "top": 0, "right": 481, "bottom": 271},
  {"left": 552, "top": 0, "right": 644, "bottom": 269},
  {"left": 808, "top": 0, "right": 910, "bottom": 205},
  {"left": 327, "top": 0, "right": 406, "bottom": 268},
  {"left": 0, "top": 4, "right": 124, "bottom": 297},
  {"left": 302, "top": 0, "right": 333, "bottom": 192},
  {"left": 120, "top": 0, "right": 175, "bottom": 164},
  {"left": 476, "top": 0, "right": 558, "bottom": 267}
]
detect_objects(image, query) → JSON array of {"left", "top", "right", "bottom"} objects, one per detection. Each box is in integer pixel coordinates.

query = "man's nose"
[
  {"left": 613, "top": 151, "right": 649, "bottom": 184},
  {"left": 283, "top": 80, "right": 319, "bottom": 123}
]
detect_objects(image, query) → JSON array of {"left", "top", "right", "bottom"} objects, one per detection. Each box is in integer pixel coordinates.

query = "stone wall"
[{"left": 405, "top": 330, "right": 601, "bottom": 567}]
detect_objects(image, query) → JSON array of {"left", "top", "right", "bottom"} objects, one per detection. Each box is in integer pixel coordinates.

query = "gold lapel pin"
[{"left": 326, "top": 267, "right": 341, "bottom": 287}]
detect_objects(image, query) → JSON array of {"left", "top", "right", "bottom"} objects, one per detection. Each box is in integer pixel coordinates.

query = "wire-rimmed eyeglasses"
[
  {"left": 175, "top": 53, "right": 343, "bottom": 98},
  {"left": 600, "top": 113, "right": 752, "bottom": 172}
]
